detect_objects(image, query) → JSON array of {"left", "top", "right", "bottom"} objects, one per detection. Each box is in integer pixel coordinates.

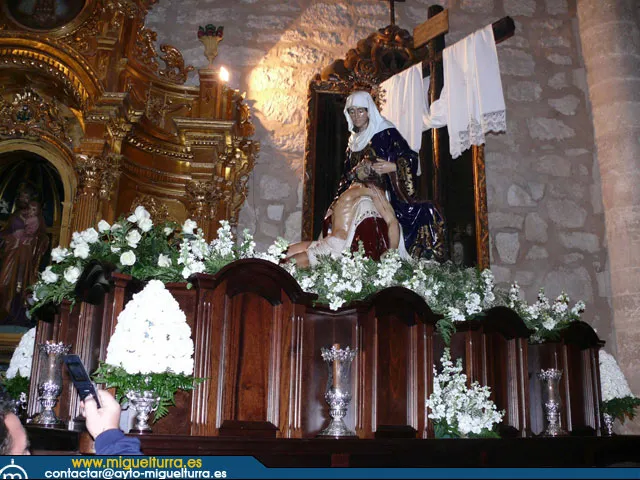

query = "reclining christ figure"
[{"left": 286, "top": 174, "right": 400, "bottom": 268}]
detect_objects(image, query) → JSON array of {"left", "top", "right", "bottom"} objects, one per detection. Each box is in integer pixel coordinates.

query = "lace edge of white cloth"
[{"left": 450, "top": 110, "right": 506, "bottom": 159}]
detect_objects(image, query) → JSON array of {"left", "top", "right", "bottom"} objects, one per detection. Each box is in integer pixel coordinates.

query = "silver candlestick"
[
  {"left": 318, "top": 344, "right": 357, "bottom": 438},
  {"left": 32, "top": 342, "right": 71, "bottom": 426},
  {"left": 537, "top": 368, "right": 567, "bottom": 437},
  {"left": 602, "top": 412, "right": 615, "bottom": 436},
  {"left": 126, "top": 389, "right": 161, "bottom": 434}
]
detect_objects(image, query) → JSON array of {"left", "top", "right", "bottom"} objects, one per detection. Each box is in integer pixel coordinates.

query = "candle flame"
[{"left": 219, "top": 66, "right": 230, "bottom": 82}]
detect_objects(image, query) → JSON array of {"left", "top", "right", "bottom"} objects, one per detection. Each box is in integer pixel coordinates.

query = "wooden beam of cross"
[
  {"left": 378, "top": 0, "right": 406, "bottom": 26},
  {"left": 413, "top": 9, "right": 515, "bottom": 49}
]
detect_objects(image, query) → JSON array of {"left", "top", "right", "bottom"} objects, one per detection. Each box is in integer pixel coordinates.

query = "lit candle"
[
  {"left": 332, "top": 343, "right": 341, "bottom": 390},
  {"left": 219, "top": 66, "right": 230, "bottom": 82}
]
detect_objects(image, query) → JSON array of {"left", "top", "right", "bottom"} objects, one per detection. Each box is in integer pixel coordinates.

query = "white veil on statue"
[{"left": 343, "top": 91, "right": 394, "bottom": 153}]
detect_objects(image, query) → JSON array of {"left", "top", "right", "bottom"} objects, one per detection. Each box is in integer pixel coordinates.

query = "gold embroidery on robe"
[{"left": 409, "top": 214, "right": 447, "bottom": 261}]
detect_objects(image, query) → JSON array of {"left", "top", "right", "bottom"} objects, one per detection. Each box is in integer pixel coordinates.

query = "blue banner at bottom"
[{"left": 0, "top": 456, "right": 638, "bottom": 479}]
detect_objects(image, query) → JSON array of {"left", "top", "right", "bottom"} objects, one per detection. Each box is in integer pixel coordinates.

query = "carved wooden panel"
[
  {"left": 561, "top": 322, "right": 604, "bottom": 436},
  {"left": 479, "top": 307, "right": 532, "bottom": 437},
  {"left": 300, "top": 306, "right": 359, "bottom": 438},
  {"left": 359, "top": 288, "right": 441, "bottom": 439},
  {"left": 189, "top": 260, "right": 313, "bottom": 438},
  {"left": 527, "top": 342, "right": 568, "bottom": 436},
  {"left": 527, "top": 321, "right": 603, "bottom": 437}
]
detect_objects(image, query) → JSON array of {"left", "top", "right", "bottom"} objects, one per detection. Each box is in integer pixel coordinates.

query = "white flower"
[
  {"left": 98, "top": 220, "right": 111, "bottom": 233},
  {"left": 81, "top": 228, "right": 100, "bottom": 244},
  {"left": 73, "top": 242, "right": 90, "bottom": 259},
  {"left": 541, "top": 317, "right": 557, "bottom": 330},
  {"left": 164, "top": 227, "right": 173, "bottom": 236},
  {"left": 126, "top": 229, "right": 142, "bottom": 248},
  {"left": 599, "top": 350, "right": 634, "bottom": 402},
  {"left": 120, "top": 251, "right": 136, "bottom": 266},
  {"left": 110, "top": 246, "right": 121, "bottom": 253},
  {"left": 127, "top": 206, "right": 151, "bottom": 224},
  {"left": 110, "top": 223, "right": 123, "bottom": 232},
  {"left": 51, "top": 247, "right": 69, "bottom": 263},
  {"left": 106, "top": 280, "right": 195, "bottom": 376},
  {"left": 6, "top": 328, "right": 36, "bottom": 379},
  {"left": 182, "top": 219, "right": 198, "bottom": 235},
  {"left": 138, "top": 217, "right": 153, "bottom": 233},
  {"left": 447, "top": 307, "right": 466, "bottom": 322},
  {"left": 425, "top": 348, "right": 503, "bottom": 437},
  {"left": 464, "top": 292, "right": 482, "bottom": 315},
  {"left": 41, "top": 266, "right": 59, "bottom": 284},
  {"left": 157, "top": 254, "right": 172, "bottom": 267},
  {"left": 64, "top": 266, "right": 81, "bottom": 284}
]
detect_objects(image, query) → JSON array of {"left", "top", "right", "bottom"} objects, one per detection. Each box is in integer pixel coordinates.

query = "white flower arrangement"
[
  {"left": 104, "top": 280, "right": 194, "bottom": 376},
  {"left": 2, "top": 328, "right": 36, "bottom": 405},
  {"left": 6, "top": 328, "right": 36, "bottom": 380},
  {"left": 425, "top": 348, "right": 503, "bottom": 437},
  {"left": 30, "top": 206, "right": 589, "bottom": 351},
  {"left": 599, "top": 350, "right": 640, "bottom": 422},
  {"left": 507, "top": 283, "right": 586, "bottom": 343},
  {"left": 94, "top": 280, "right": 200, "bottom": 421},
  {"left": 292, "top": 247, "right": 498, "bottom": 342}
]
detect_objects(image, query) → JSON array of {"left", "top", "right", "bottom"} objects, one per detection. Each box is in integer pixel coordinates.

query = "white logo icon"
[{"left": 0, "top": 459, "right": 28, "bottom": 479}]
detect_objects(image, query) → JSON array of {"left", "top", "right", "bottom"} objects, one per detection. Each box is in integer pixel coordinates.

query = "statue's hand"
[{"left": 371, "top": 159, "right": 397, "bottom": 174}]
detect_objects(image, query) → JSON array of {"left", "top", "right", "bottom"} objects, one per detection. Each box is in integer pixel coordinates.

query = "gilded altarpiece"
[{"left": 0, "top": 0, "right": 258, "bottom": 244}]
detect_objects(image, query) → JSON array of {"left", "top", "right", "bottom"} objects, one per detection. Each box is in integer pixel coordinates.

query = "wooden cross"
[
  {"left": 413, "top": 9, "right": 515, "bottom": 50},
  {"left": 378, "top": 0, "right": 406, "bottom": 26}
]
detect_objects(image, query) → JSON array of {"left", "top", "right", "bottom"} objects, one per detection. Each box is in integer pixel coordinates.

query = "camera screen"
[{"left": 67, "top": 362, "right": 89, "bottom": 383}]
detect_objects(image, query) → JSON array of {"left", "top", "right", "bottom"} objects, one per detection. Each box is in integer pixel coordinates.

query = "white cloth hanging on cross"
[
  {"left": 380, "top": 23, "right": 506, "bottom": 160},
  {"left": 441, "top": 24, "right": 506, "bottom": 159}
]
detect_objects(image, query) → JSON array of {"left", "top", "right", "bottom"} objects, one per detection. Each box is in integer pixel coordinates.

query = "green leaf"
[
  {"left": 601, "top": 396, "right": 640, "bottom": 422},
  {"left": 1, "top": 372, "right": 30, "bottom": 401},
  {"left": 93, "top": 363, "right": 205, "bottom": 423}
]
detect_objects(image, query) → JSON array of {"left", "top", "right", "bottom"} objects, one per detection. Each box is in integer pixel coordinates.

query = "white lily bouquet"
[
  {"left": 1, "top": 327, "right": 36, "bottom": 408},
  {"left": 599, "top": 350, "right": 640, "bottom": 423},
  {"left": 93, "top": 279, "right": 202, "bottom": 421},
  {"left": 425, "top": 348, "right": 503, "bottom": 438}
]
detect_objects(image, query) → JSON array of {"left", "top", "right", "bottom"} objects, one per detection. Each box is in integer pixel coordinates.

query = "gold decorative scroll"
[{"left": 0, "top": 86, "right": 72, "bottom": 144}]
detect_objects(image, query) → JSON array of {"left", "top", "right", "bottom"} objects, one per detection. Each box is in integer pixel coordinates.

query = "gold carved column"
[
  {"left": 71, "top": 153, "right": 111, "bottom": 233},
  {"left": 215, "top": 138, "right": 258, "bottom": 228},
  {"left": 185, "top": 180, "right": 220, "bottom": 238}
]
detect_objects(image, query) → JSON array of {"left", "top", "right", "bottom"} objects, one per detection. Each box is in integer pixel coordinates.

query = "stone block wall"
[{"left": 146, "top": 0, "right": 614, "bottom": 349}]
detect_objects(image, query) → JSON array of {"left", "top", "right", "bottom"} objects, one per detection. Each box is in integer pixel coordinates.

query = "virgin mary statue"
[{"left": 335, "top": 91, "right": 446, "bottom": 260}]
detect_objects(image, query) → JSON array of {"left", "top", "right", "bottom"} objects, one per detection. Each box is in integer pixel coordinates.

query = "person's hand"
[
  {"left": 81, "top": 389, "right": 122, "bottom": 439},
  {"left": 371, "top": 159, "right": 397, "bottom": 174}
]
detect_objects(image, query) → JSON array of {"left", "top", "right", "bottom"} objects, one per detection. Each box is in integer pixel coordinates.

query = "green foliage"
[
  {"left": 436, "top": 318, "right": 456, "bottom": 346},
  {"left": 1, "top": 372, "right": 30, "bottom": 401},
  {"left": 601, "top": 396, "right": 640, "bottom": 423},
  {"left": 93, "top": 363, "right": 205, "bottom": 422},
  {"left": 433, "top": 420, "right": 500, "bottom": 439}
]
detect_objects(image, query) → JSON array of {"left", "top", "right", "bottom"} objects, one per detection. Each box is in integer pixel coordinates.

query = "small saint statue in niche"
[{"left": 0, "top": 183, "right": 49, "bottom": 326}]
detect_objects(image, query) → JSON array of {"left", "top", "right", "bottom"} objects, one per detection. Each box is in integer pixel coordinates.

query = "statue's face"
[
  {"left": 16, "top": 191, "right": 31, "bottom": 209},
  {"left": 347, "top": 107, "right": 369, "bottom": 131}
]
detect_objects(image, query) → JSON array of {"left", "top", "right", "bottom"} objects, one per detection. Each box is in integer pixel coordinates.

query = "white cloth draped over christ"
[{"left": 380, "top": 24, "right": 507, "bottom": 160}]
